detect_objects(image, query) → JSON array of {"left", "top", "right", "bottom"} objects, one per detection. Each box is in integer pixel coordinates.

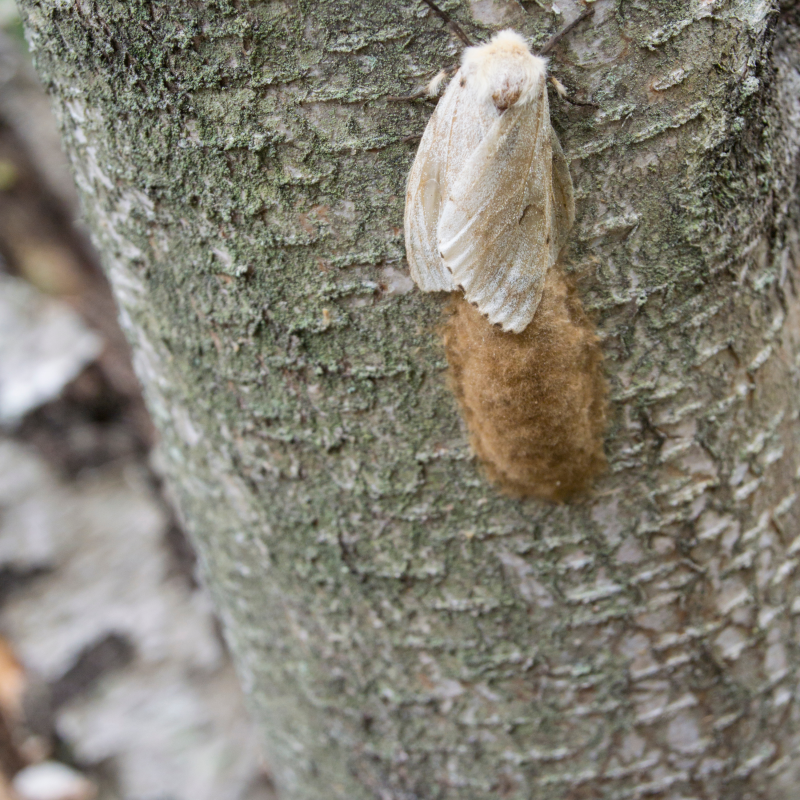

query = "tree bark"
[{"left": 16, "top": 0, "right": 800, "bottom": 797}]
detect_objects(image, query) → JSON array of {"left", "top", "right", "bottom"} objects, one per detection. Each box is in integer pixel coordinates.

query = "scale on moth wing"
[{"left": 404, "top": 29, "right": 575, "bottom": 334}]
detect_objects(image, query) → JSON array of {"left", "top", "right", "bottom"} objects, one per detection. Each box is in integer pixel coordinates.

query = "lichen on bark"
[{"left": 16, "top": 0, "right": 800, "bottom": 797}]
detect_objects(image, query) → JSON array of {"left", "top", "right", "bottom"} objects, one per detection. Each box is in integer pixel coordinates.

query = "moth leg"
[
  {"left": 386, "top": 67, "right": 458, "bottom": 103},
  {"left": 549, "top": 76, "right": 599, "bottom": 108}
]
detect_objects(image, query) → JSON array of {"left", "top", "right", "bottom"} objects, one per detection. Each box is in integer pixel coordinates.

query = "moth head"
[{"left": 462, "top": 29, "right": 547, "bottom": 112}]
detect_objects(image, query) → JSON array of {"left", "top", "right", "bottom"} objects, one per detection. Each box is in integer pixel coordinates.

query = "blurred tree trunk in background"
[{"left": 16, "top": 0, "right": 800, "bottom": 797}]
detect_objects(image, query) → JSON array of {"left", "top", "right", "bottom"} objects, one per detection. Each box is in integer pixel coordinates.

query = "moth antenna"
[
  {"left": 537, "top": 6, "right": 593, "bottom": 56},
  {"left": 418, "top": 0, "right": 474, "bottom": 46}
]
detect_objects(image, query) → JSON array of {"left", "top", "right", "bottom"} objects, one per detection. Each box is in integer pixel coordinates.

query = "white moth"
[{"left": 404, "top": 29, "right": 575, "bottom": 333}]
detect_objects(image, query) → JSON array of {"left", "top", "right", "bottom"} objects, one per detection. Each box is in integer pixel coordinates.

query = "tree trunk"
[{"left": 17, "top": 0, "right": 800, "bottom": 797}]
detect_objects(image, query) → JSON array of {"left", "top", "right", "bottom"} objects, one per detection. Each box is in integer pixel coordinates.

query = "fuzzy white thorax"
[{"left": 461, "top": 30, "right": 547, "bottom": 111}]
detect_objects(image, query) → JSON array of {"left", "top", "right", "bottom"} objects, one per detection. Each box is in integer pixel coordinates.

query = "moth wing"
[
  {"left": 437, "top": 83, "right": 561, "bottom": 333},
  {"left": 404, "top": 78, "right": 461, "bottom": 293},
  {"left": 550, "top": 124, "right": 575, "bottom": 256}
]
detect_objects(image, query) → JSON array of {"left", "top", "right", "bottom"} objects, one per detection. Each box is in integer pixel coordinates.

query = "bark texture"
[{"left": 16, "top": 0, "right": 800, "bottom": 797}]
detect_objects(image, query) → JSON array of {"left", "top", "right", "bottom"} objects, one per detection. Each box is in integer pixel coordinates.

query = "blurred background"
[{"left": 0, "top": 4, "right": 272, "bottom": 799}]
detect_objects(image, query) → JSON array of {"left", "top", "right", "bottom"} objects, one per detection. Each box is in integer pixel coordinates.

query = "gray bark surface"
[{"left": 16, "top": 0, "right": 800, "bottom": 797}]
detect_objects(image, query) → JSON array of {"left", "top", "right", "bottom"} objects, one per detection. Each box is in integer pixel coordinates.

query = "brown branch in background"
[
  {"left": 419, "top": 0, "right": 473, "bottom": 47},
  {"left": 538, "top": 6, "right": 594, "bottom": 55}
]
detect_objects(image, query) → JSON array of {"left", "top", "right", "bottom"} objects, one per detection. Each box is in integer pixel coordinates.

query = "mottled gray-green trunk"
[{"left": 17, "top": 0, "right": 800, "bottom": 797}]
